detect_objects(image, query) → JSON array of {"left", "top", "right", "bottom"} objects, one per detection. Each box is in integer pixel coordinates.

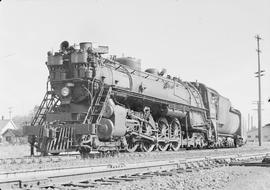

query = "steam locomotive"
[{"left": 23, "top": 41, "right": 243, "bottom": 155}]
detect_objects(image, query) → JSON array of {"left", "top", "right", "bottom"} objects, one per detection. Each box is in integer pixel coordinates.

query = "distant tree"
[
  {"left": 12, "top": 115, "right": 32, "bottom": 129},
  {"left": 12, "top": 105, "right": 39, "bottom": 128}
]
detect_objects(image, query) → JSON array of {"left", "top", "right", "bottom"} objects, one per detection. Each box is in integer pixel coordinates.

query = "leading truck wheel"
[
  {"left": 126, "top": 137, "right": 139, "bottom": 153},
  {"left": 127, "top": 143, "right": 139, "bottom": 152}
]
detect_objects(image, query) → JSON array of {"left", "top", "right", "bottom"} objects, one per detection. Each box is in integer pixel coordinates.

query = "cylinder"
[
  {"left": 97, "top": 118, "right": 114, "bottom": 141},
  {"left": 97, "top": 105, "right": 127, "bottom": 141}
]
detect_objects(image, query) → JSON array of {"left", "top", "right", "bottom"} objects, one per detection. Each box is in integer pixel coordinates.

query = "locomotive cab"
[{"left": 192, "top": 82, "right": 243, "bottom": 147}]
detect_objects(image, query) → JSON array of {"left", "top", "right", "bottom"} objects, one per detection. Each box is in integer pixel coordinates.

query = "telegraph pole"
[
  {"left": 247, "top": 113, "right": 250, "bottom": 131},
  {"left": 251, "top": 116, "right": 253, "bottom": 129},
  {"left": 255, "top": 35, "right": 264, "bottom": 146}
]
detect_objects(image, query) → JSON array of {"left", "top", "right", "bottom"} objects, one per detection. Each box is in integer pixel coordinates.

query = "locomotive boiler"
[{"left": 23, "top": 41, "right": 243, "bottom": 155}]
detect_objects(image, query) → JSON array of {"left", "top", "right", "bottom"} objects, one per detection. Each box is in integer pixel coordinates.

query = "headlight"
[{"left": 61, "top": 87, "right": 70, "bottom": 97}]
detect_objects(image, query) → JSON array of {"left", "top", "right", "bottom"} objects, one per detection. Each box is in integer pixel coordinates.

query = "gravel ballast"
[{"left": 105, "top": 166, "right": 270, "bottom": 190}]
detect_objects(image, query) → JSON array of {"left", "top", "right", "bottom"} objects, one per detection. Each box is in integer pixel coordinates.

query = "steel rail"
[{"left": 1, "top": 146, "right": 269, "bottom": 168}]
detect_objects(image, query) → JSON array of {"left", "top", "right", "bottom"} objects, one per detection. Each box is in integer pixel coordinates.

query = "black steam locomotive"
[{"left": 24, "top": 41, "right": 243, "bottom": 155}]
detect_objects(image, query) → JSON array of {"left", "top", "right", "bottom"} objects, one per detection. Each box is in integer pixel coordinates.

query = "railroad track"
[
  {"left": 0, "top": 151, "right": 268, "bottom": 189},
  {"left": 1, "top": 145, "right": 269, "bottom": 166}
]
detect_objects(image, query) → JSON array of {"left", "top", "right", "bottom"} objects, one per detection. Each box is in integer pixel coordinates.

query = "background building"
[
  {"left": 2, "top": 129, "right": 25, "bottom": 144},
  {"left": 246, "top": 123, "right": 270, "bottom": 142},
  {"left": 0, "top": 117, "right": 17, "bottom": 142}
]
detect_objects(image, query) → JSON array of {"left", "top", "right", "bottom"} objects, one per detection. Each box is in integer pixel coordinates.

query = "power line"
[{"left": 0, "top": 53, "right": 15, "bottom": 60}]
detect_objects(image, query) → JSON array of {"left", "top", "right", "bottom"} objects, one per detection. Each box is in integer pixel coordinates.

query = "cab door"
[{"left": 208, "top": 91, "right": 218, "bottom": 120}]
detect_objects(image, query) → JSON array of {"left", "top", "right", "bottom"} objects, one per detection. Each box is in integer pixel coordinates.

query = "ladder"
[
  {"left": 185, "top": 82, "right": 202, "bottom": 106},
  {"left": 31, "top": 91, "right": 59, "bottom": 126},
  {"left": 83, "top": 85, "right": 112, "bottom": 124}
]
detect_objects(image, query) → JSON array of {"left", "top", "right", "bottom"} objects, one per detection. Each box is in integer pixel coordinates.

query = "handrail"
[{"left": 101, "top": 56, "right": 184, "bottom": 87}]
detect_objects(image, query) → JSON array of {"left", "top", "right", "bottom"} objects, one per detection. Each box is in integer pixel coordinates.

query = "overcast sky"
[{"left": 0, "top": 0, "right": 269, "bottom": 128}]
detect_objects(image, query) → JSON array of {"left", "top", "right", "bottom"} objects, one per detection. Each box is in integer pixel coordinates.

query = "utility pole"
[
  {"left": 248, "top": 113, "right": 250, "bottom": 131},
  {"left": 255, "top": 35, "right": 264, "bottom": 146},
  {"left": 251, "top": 116, "right": 253, "bottom": 129}
]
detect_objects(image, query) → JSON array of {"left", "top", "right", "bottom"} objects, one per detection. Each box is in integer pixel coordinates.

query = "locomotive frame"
[{"left": 23, "top": 41, "right": 243, "bottom": 156}]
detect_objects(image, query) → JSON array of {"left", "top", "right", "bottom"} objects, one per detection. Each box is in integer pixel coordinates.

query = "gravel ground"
[
  {"left": 101, "top": 166, "right": 270, "bottom": 190},
  {"left": 0, "top": 144, "right": 30, "bottom": 158}
]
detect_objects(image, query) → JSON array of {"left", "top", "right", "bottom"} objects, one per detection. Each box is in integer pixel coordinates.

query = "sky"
[{"left": 0, "top": 0, "right": 269, "bottom": 129}]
